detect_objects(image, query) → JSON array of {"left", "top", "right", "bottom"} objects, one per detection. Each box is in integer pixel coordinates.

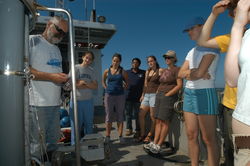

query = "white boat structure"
[{"left": 0, "top": 0, "right": 225, "bottom": 166}]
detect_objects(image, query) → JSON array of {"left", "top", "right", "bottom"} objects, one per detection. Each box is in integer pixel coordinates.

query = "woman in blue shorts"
[
  {"left": 102, "top": 53, "right": 129, "bottom": 144},
  {"left": 136, "top": 55, "right": 164, "bottom": 143},
  {"left": 178, "top": 17, "right": 220, "bottom": 166}
]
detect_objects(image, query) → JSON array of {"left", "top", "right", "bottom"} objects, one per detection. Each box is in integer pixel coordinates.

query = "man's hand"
[
  {"left": 50, "top": 73, "right": 68, "bottom": 84},
  {"left": 212, "top": 0, "right": 230, "bottom": 16},
  {"left": 29, "top": 67, "right": 68, "bottom": 84}
]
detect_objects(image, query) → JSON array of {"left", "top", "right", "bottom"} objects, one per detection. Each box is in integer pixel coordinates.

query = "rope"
[{"left": 28, "top": 68, "right": 49, "bottom": 163}]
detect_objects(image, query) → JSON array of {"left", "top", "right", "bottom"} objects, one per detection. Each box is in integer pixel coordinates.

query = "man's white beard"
[{"left": 47, "top": 26, "right": 62, "bottom": 44}]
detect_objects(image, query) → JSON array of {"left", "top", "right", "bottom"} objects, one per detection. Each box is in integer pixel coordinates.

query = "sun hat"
[{"left": 162, "top": 50, "right": 176, "bottom": 58}]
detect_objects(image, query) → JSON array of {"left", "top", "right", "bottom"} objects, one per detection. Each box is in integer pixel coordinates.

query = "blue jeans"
[
  {"left": 30, "top": 106, "right": 60, "bottom": 158},
  {"left": 69, "top": 98, "right": 94, "bottom": 145},
  {"left": 125, "top": 100, "right": 141, "bottom": 132}
]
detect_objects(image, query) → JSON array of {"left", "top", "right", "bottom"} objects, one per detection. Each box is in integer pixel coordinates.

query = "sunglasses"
[
  {"left": 165, "top": 57, "right": 174, "bottom": 60},
  {"left": 53, "top": 23, "right": 67, "bottom": 36}
]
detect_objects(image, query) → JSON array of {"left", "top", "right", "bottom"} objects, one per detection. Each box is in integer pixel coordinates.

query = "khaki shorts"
[
  {"left": 234, "top": 149, "right": 250, "bottom": 166},
  {"left": 232, "top": 134, "right": 250, "bottom": 166}
]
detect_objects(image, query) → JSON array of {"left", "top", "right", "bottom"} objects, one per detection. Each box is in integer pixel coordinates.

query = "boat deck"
[{"left": 60, "top": 120, "right": 215, "bottom": 166}]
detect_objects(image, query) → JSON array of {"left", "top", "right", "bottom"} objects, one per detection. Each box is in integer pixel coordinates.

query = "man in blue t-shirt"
[{"left": 125, "top": 58, "right": 146, "bottom": 137}]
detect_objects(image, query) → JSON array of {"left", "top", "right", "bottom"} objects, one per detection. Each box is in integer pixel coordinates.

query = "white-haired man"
[{"left": 29, "top": 15, "right": 68, "bottom": 160}]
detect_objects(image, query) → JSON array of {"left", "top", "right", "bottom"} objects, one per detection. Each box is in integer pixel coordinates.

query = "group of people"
[
  {"left": 28, "top": 0, "right": 250, "bottom": 165},
  {"left": 100, "top": 16, "right": 220, "bottom": 165},
  {"left": 101, "top": 52, "right": 182, "bottom": 148}
]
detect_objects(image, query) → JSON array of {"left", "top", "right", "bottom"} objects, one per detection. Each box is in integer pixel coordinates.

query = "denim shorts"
[
  {"left": 141, "top": 93, "right": 156, "bottom": 107},
  {"left": 183, "top": 88, "right": 218, "bottom": 115}
]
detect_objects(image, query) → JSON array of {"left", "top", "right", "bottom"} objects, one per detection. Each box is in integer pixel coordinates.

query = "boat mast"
[{"left": 55, "top": 0, "right": 65, "bottom": 17}]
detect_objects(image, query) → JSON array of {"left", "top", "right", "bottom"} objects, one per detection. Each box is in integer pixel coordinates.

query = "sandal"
[
  {"left": 143, "top": 135, "right": 152, "bottom": 143},
  {"left": 135, "top": 135, "right": 146, "bottom": 143}
]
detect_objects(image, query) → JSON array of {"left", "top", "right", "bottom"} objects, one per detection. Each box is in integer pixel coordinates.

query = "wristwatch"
[{"left": 84, "top": 81, "right": 87, "bottom": 85}]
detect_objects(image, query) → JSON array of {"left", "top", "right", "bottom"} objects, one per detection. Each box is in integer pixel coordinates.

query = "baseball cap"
[
  {"left": 162, "top": 50, "right": 176, "bottom": 58},
  {"left": 183, "top": 17, "right": 206, "bottom": 33}
]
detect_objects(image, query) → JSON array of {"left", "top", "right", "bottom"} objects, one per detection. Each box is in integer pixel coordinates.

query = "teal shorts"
[{"left": 183, "top": 88, "right": 218, "bottom": 115}]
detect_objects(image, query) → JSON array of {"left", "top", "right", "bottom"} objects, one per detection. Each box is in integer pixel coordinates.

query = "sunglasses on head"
[
  {"left": 53, "top": 23, "right": 67, "bottom": 36},
  {"left": 165, "top": 57, "right": 174, "bottom": 60}
]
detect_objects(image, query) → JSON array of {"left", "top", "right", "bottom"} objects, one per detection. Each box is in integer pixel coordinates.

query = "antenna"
[
  {"left": 85, "top": 0, "right": 87, "bottom": 21},
  {"left": 91, "top": 0, "right": 96, "bottom": 22},
  {"left": 55, "top": 0, "right": 65, "bottom": 17}
]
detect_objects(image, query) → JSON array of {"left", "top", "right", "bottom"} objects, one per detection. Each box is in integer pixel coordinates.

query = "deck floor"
[{"left": 59, "top": 120, "right": 213, "bottom": 166}]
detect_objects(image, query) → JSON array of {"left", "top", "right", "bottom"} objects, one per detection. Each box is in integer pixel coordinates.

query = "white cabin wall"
[{"left": 88, "top": 49, "right": 103, "bottom": 106}]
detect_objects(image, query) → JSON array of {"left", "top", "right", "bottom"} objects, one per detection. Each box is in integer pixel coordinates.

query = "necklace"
[{"left": 149, "top": 69, "right": 156, "bottom": 77}]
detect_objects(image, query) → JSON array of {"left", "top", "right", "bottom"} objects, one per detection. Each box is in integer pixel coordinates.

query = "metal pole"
[
  {"left": 0, "top": 0, "right": 25, "bottom": 165},
  {"left": 34, "top": 4, "right": 81, "bottom": 166},
  {"left": 24, "top": 11, "right": 31, "bottom": 166}
]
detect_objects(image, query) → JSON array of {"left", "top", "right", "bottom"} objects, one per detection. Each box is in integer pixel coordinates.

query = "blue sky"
[{"left": 36, "top": 0, "right": 245, "bottom": 88}]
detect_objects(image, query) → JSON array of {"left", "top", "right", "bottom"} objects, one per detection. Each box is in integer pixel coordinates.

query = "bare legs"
[
  {"left": 138, "top": 105, "right": 155, "bottom": 138},
  {"left": 199, "top": 115, "right": 220, "bottom": 166},
  {"left": 184, "top": 111, "right": 219, "bottom": 166},
  {"left": 117, "top": 122, "right": 123, "bottom": 136},
  {"left": 149, "top": 107, "right": 156, "bottom": 138},
  {"left": 154, "top": 118, "right": 170, "bottom": 146},
  {"left": 105, "top": 123, "right": 112, "bottom": 137},
  {"left": 139, "top": 105, "right": 149, "bottom": 137},
  {"left": 106, "top": 122, "right": 123, "bottom": 137},
  {"left": 184, "top": 112, "right": 200, "bottom": 165}
]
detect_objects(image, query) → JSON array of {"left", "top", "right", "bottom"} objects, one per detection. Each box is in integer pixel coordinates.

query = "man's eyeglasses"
[
  {"left": 53, "top": 23, "right": 67, "bottom": 36},
  {"left": 165, "top": 57, "right": 174, "bottom": 60}
]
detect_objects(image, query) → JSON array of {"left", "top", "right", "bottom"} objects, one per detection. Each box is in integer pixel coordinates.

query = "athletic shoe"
[
  {"left": 126, "top": 129, "right": 132, "bottom": 136},
  {"left": 119, "top": 136, "right": 125, "bottom": 145},
  {"left": 143, "top": 141, "right": 155, "bottom": 150},
  {"left": 104, "top": 136, "right": 110, "bottom": 143},
  {"left": 150, "top": 144, "right": 163, "bottom": 154}
]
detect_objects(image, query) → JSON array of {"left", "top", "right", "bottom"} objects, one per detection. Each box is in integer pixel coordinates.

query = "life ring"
[{"left": 174, "top": 100, "right": 183, "bottom": 114}]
